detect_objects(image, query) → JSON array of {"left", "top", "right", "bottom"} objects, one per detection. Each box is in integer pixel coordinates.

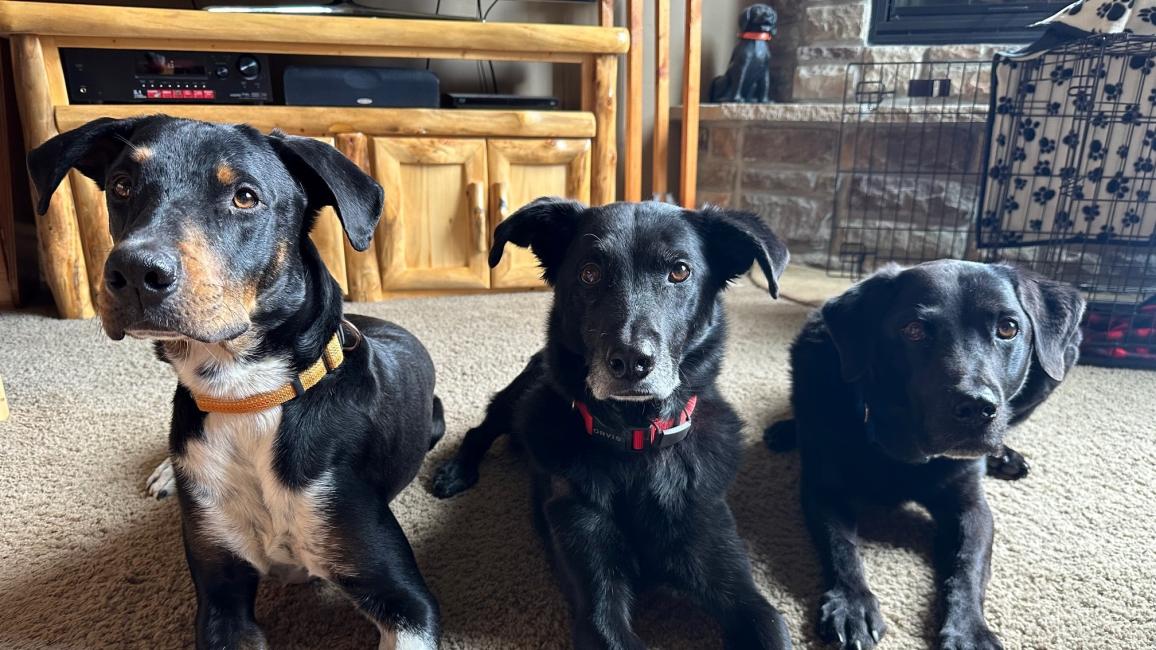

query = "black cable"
[
  {"left": 477, "top": 0, "right": 499, "bottom": 93},
  {"left": 425, "top": 0, "right": 442, "bottom": 70}
]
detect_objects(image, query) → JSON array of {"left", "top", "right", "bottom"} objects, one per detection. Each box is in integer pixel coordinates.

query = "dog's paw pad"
[
  {"left": 986, "top": 448, "right": 1030, "bottom": 481},
  {"left": 939, "top": 621, "right": 1003, "bottom": 650},
  {"left": 818, "top": 587, "right": 886, "bottom": 650},
  {"left": 430, "top": 459, "right": 478, "bottom": 499},
  {"left": 147, "top": 457, "right": 176, "bottom": 500}
]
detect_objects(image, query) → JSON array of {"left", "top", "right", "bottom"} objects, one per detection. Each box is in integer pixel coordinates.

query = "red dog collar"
[
  {"left": 573, "top": 395, "right": 698, "bottom": 452},
  {"left": 739, "top": 31, "right": 773, "bottom": 41}
]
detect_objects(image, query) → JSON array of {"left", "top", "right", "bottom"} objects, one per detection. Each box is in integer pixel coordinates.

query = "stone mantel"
[{"left": 677, "top": 102, "right": 990, "bottom": 125}]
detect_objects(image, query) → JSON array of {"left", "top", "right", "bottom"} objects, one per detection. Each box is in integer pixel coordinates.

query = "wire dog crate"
[
  {"left": 829, "top": 43, "right": 1156, "bottom": 369},
  {"left": 829, "top": 59, "right": 993, "bottom": 277},
  {"left": 981, "top": 34, "right": 1156, "bottom": 368}
]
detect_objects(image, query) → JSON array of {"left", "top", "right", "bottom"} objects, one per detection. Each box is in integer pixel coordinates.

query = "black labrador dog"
[
  {"left": 765, "top": 260, "right": 1084, "bottom": 650},
  {"left": 709, "top": 3, "right": 778, "bottom": 103},
  {"left": 432, "top": 199, "right": 795, "bottom": 649},
  {"left": 28, "top": 116, "right": 443, "bottom": 649}
]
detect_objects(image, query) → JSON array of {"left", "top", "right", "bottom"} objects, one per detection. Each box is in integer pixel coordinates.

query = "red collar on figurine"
[{"left": 739, "top": 31, "right": 773, "bottom": 41}]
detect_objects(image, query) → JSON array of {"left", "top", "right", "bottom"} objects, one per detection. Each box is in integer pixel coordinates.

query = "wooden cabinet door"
[
  {"left": 374, "top": 138, "right": 490, "bottom": 290},
  {"left": 487, "top": 139, "right": 591, "bottom": 289}
]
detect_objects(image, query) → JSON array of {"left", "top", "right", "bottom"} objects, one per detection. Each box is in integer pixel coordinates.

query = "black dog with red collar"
[{"left": 432, "top": 199, "right": 794, "bottom": 649}]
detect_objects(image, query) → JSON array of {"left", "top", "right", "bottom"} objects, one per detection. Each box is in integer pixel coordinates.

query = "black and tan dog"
[
  {"left": 28, "top": 116, "right": 443, "bottom": 649},
  {"left": 432, "top": 199, "right": 795, "bottom": 649},
  {"left": 766, "top": 260, "right": 1084, "bottom": 650}
]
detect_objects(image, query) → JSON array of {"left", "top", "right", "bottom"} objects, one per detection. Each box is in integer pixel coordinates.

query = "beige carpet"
[{"left": 1, "top": 281, "right": 1154, "bottom": 649}]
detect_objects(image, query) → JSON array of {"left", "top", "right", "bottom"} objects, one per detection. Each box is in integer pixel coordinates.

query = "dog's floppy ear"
[
  {"left": 490, "top": 197, "right": 584, "bottom": 284},
  {"left": 1008, "top": 266, "right": 1086, "bottom": 381},
  {"left": 269, "top": 134, "right": 383, "bottom": 252},
  {"left": 690, "top": 206, "right": 790, "bottom": 298},
  {"left": 26, "top": 116, "right": 150, "bottom": 215},
  {"left": 821, "top": 265, "right": 901, "bottom": 382}
]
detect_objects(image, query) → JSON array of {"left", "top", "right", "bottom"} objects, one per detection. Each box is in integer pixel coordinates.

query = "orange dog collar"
[
  {"left": 192, "top": 331, "right": 346, "bottom": 415},
  {"left": 739, "top": 31, "right": 773, "bottom": 41}
]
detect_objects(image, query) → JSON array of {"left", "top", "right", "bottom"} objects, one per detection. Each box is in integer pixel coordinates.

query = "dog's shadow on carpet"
[{"left": 732, "top": 430, "right": 943, "bottom": 648}]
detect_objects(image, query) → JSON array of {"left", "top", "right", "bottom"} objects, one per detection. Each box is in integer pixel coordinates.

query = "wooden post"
[
  {"left": 599, "top": 0, "right": 614, "bottom": 27},
  {"left": 591, "top": 54, "right": 618, "bottom": 205},
  {"left": 623, "top": 0, "right": 643, "bottom": 202},
  {"left": 679, "top": 0, "right": 701, "bottom": 209},
  {"left": 67, "top": 172, "right": 112, "bottom": 306},
  {"left": 308, "top": 137, "right": 348, "bottom": 296},
  {"left": 335, "top": 133, "right": 383, "bottom": 302},
  {"left": 653, "top": 0, "right": 671, "bottom": 200},
  {"left": 9, "top": 35, "right": 93, "bottom": 318},
  {"left": 0, "top": 40, "right": 16, "bottom": 309},
  {"left": 41, "top": 40, "right": 110, "bottom": 308},
  {"left": 580, "top": 58, "right": 595, "bottom": 113}
]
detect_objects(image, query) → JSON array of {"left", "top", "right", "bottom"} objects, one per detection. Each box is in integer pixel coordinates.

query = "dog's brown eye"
[
  {"left": 233, "top": 188, "right": 259, "bottom": 209},
  {"left": 580, "top": 262, "right": 602, "bottom": 286},
  {"left": 110, "top": 176, "right": 132, "bottom": 200},
  {"left": 996, "top": 318, "right": 1019, "bottom": 340},
  {"left": 669, "top": 262, "right": 692, "bottom": 283},
  {"left": 901, "top": 320, "right": 926, "bottom": 342}
]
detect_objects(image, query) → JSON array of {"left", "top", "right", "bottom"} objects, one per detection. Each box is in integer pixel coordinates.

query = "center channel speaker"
[{"left": 283, "top": 66, "right": 440, "bottom": 108}]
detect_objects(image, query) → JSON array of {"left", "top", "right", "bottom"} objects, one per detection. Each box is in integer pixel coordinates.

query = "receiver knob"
[{"left": 236, "top": 55, "right": 260, "bottom": 80}]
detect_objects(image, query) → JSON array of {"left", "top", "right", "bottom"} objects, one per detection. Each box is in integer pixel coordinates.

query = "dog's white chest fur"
[{"left": 171, "top": 344, "right": 334, "bottom": 581}]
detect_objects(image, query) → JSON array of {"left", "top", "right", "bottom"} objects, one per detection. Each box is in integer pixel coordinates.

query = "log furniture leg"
[
  {"left": 0, "top": 40, "right": 16, "bottom": 309},
  {"left": 10, "top": 34, "right": 92, "bottom": 318},
  {"left": 336, "top": 133, "right": 384, "bottom": 302}
]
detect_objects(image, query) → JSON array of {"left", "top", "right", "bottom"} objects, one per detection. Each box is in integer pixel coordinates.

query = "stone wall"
[{"left": 696, "top": 105, "right": 840, "bottom": 266}]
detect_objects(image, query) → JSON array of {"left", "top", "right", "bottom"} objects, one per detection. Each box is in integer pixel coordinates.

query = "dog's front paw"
[
  {"left": 146, "top": 456, "right": 175, "bottom": 500},
  {"left": 430, "top": 458, "right": 478, "bottom": 499},
  {"left": 818, "top": 587, "right": 886, "bottom": 650},
  {"left": 939, "top": 619, "right": 1002, "bottom": 650},
  {"left": 986, "top": 447, "right": 1029, "bottom": 481}
]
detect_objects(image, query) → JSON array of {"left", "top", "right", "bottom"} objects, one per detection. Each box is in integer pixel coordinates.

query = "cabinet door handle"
[
  {"left": 494, "top": 181, "right": 510, "bottom": 222},
  {"left": 467, "top": 181, "right": 487, "bottom": 254}
]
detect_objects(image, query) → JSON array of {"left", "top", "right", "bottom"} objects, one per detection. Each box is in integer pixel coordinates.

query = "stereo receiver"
[{"left": 61, "top": 49, "right": 273, "bottom": 105}]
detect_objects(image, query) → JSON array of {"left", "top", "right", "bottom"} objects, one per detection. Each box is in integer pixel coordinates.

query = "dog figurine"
[
  {"left": 432, "top": 199, "right": 795, "bottom": 649},
  {"left": 709, "top": 3, "right": 778, "bottom": 103},
  {"left": 766, "top": 260, "right": 1084, "bottom": 650},
  {"left": 28, "top": 116, "right": 444, "bottom": 650}
]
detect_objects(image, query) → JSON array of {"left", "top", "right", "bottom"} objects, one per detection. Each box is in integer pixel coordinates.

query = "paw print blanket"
[{"left": 980, "top": 0, "right": 1156, "bottom": 248}]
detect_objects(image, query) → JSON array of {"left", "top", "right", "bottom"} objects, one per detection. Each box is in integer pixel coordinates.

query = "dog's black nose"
[
  {"left": 105, "top": 244, "right": 180, "bottom": 305},
  {"left": 952, "top": 392, "right": 998, "bottom": 427},
  {"left": 607, "top": 347, "right": 655, "bottom": 380}
]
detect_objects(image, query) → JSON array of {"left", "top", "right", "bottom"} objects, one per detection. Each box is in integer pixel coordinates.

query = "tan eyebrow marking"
[
  {"left": 130, "top": 146, "right": 153, "bottom": 163},
  {"left": 216, "top": 163, "right": 236, "bottom": 185}
]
